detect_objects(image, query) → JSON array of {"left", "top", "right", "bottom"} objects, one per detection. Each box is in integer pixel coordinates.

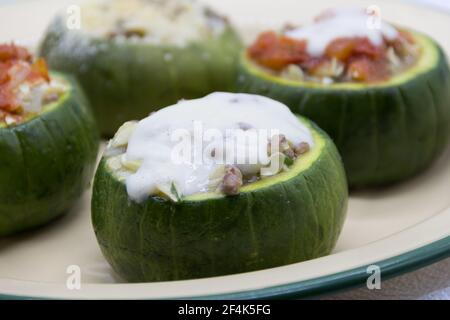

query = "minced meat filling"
[
  {"left": 107, "top": 124, "right": 312, "bottom": 198},
  {"left": 219, "top": 136, "right": 311, "bottom": 196}
]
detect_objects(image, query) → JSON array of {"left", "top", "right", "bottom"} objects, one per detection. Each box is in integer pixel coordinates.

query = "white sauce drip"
[
  {"left": 285, "top": 7, "right": 399, "bottom": 56},
  {"left": 124, "top": 93, "right": 314, "bottom": 202}
]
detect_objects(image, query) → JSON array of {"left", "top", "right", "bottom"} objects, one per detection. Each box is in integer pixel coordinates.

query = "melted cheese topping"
[{"left": 79, "top": 0, "right": 226, "bottom": 46}]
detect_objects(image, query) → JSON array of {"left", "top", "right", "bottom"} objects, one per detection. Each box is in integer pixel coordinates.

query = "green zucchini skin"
[
  {"left": 236, "top": 33, "right": 450, "bottom": 188},
  {"left": 0, "top": 74, "right": 99, "bottom": 236},
  {"left": 39, "top": 18, "right": 242, "bottom": 137},
  {"left": 91, "top": 121, "right": 347, "bottom": 282}
]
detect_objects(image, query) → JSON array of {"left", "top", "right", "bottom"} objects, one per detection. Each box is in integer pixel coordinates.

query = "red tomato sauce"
[
  {"left": 247, "top": 29, "right": 415, "bottom": 83},
  {"left": 0, "top": 44, "right": 50, "bottom": 124}
]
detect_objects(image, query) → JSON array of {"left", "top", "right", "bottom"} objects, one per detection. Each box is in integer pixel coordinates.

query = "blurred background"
[{"left": 1, "top": 0, "right": 450, "bottom": 46}]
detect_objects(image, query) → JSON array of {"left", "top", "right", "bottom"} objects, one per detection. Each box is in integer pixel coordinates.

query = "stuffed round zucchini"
[
  {"left": 0, "top": 44, "right": 99, "bottom": 236},
  {"left": 39, "top": 0, "right": 242, "bottom": 137},
  {"left": 92, "top": 92, "right": 348, "bottom": 281},
  {"left": 237, "top": 7, "right": 450, "bottom": 188}
]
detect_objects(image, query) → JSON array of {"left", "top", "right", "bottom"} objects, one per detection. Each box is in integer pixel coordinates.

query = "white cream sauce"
[{"left": 122, "top": 92, "right": 314, "bottom": 202}]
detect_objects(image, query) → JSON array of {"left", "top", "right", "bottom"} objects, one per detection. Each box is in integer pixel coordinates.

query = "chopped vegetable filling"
[
  {"left": 107, "top": 123, "right": 311, "bottom": 198},
  {"left": 215, "top": 135, "right": 311, "bottom": 196},
  {"left": 0, "top": 44, "right": 65, "bottom": 126}
]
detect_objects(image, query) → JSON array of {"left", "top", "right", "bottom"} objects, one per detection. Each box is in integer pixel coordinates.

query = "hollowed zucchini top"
[
  {"left": 245, "top": 7, "right": 421, "bottom": 84},
  {"left": 103, "top": 92, "right": 317, "bottom": 202}
]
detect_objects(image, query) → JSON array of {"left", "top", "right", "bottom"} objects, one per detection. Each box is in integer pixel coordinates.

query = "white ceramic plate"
[{"left": 0, "top": 0, "right": 449, "bottom": 299}]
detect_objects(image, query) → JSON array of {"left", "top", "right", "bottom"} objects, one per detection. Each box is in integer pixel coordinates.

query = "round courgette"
[
  {"left": 0, "top": 73, "right": 99, "bottom": 236},
  {"left": 91, "top": 117, "right": 347, "bottom": 282},
  {"left": 237, "top": 31, "right": 450, "bottom": 188},
  {"left": 39, "top": 5, "right": 242, "bottom": 137}
]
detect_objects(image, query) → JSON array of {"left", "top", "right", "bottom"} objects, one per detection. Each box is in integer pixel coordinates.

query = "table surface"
[{"left": 325, "top": 257, "right": 450, "bottom": 299}]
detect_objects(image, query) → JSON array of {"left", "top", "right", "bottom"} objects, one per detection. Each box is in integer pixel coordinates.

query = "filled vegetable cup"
[
  {"left": 237, "top": 7, "right": 450, "bottom": 188},
  {"left": 39, "top": 0, "right": 242, "bottom": 137},
  {"left": 0, "top": 44, "right": 99, "bottom": 236},
  {"left": 92, "top": 92, "right": 348, "bottom": 281}
]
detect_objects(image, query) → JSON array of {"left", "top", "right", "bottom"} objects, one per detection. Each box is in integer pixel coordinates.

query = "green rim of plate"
[
  {"left": 196, "top": 236, "right": 450, "bottom": 300},
  {"left": 1, "top": 235, "right": 449, "bottom": 300}
]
